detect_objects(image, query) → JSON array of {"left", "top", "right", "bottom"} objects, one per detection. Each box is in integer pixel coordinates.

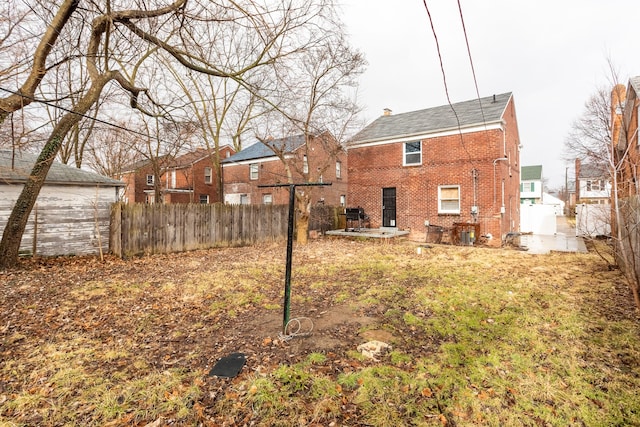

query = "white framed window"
[
  {"left": 303, "top": 155, "right": 309, "bottom": 174},
  {"left": 204, "top": 167, "right": 212, "bottom": 184},
  {"left": 250, "top": 163, "right": 259, "bottom": 180},
  {"left": 170, "top": 170, "right": 176, "bottom": 188},
  {"left": 199, "top": 194, "right": 209, "bottom": 204},
  {"left": 146, "top": 174, "right": 155, "bottom": 185},
  {"left": 586, "top": 179, "right": 602, "bottom": 191},
  {"left": 438, "top": 185, "right": 460, "bottom": 214},
  {"left": 521, "top": 182, "right": 534, "bottom": 192},
  {"left": 263, "top": 194, "right": 273, "bottom": 205},
  {"left": 336, "top": 161, "right": 342, "bottom": 179},
  {"left": 340, "top": 195, "right": 346, "bottom": 206},
  {"left": 404, "top": 141, "right": 422, "bottom": 166}
]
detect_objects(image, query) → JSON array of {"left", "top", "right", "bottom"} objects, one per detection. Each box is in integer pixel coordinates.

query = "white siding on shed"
[{"left": 0, "top": 184, "right": 118, "bottom": 256}]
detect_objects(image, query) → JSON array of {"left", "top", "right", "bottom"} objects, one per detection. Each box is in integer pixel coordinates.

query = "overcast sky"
[{"left": 340, "top": 0, "right": 640, "bottom": 189}]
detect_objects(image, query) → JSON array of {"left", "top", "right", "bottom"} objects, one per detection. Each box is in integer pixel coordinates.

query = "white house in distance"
[
  {"left": 0, "top": 149, "right": 124, "bottom": 257},
  {"left": 575, "top": 159, "right": 611, "bottom": 204},
  {"left": 519, "top": 165, "right": 558, "bottom": 234},
  {"left": 520, "top": 165, "right": 543, "bottom": 204}
]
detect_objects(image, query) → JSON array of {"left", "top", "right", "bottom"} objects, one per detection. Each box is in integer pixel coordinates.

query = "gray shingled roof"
[
  {"left": 521, "top": 165, "right": 543, "bottom": 181},
  {"left": 578, "top": 163, "right": 608, "bottom": 179},
  {"left": 0, "top": 150, "right": 124, "bottom": 186},
  {"left": 223, "top": 134, "right": 306, "bottom": 163},
  {"left": 350, "top": 92, "right": 512, "bottom": 144},
  {"left": 629, "top": 76, "right": 640, "bottom": 94}
]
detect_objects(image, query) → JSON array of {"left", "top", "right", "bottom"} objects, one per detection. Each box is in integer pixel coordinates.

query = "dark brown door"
[{"left": 382, "top": 187, "right": 396, "bottom": 227}]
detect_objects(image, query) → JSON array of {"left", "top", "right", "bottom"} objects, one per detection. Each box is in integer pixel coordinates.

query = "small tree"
[{"left": 259, "top": 31, "right": 366, "bottom": 243}]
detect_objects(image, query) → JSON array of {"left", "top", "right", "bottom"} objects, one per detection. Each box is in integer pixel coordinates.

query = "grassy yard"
[{"left": 1, "top": 239, "right": 639, "bottom": 426}]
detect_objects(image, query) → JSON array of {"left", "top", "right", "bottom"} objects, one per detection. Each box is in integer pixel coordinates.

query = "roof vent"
[
  {"left": 492, "top": 94, "right": 496, "bottom": 103},
  {"left": 383, "top": 108, "right": 392, "bottom": 116}
]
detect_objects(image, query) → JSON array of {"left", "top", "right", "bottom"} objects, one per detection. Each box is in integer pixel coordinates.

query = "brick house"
[
  {"left": 613, "top": 77, "right": 640, "bottom": 198},
  {"left": 118, "top": 156, "right": 169, "bottom": 204},
  {"left": 347, "top": 92, "right": 521, "bottom": 245},
  {"left": 221, "top": 133, "right": 347, "bottom": 206},
  {"left": 118, "top": 146, "right": 234, "bottom": 204}
]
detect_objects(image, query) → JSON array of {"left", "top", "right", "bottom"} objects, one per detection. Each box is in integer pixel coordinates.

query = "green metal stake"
[
  {"left": 283, "top": 184, "right": 295, "bottom": 333},
  {"left": 258, "top": 182, "right": 331, "bottom": 335}
]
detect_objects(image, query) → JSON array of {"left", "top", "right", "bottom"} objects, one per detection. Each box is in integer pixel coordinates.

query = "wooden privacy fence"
[{"left": 110, "top": 203, "right": 343, "bottom": 257}]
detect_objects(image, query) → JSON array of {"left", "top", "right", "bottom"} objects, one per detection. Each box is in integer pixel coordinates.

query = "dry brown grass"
[{"left": 1, "top": 238, "right": 639, "bottom": 426}]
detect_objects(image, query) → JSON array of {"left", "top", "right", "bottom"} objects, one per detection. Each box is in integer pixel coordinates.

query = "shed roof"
[
  {"left": 521, "top": 165, "right": 543, "bottom": 181},
  {"left": 223, "top": 134, "right": 306, "bottom": 163},
  {"left": 350, "top": 92, "right": 512, "bottom": 144},
  {"left": 0, "top": 149, "right": 124, "bottom": 186}
]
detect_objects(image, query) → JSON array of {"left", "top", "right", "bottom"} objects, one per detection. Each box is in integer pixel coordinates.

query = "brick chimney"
[
  {"left": 383, "top": 108, "right": 392, "bottom": 116},
  {"left": 611, "top": 84, "right": 626, "bottom": 148}
]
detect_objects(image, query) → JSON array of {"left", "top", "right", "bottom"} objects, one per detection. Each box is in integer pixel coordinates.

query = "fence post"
[{"left": 109, "top": 202, "right": 122, "bottom": 258}]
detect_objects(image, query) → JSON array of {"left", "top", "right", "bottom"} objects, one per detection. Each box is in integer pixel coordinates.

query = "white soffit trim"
[
  {"left": 350, "top": 122, "right": 503, "bottom": 149},
  {"left": 222, "top": 154, "right": 291, "bottom": 167}
]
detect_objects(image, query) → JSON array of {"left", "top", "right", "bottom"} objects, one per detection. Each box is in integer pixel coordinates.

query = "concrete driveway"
[{"left": 519, "top": 216, "right": 588, "bottom": 254}]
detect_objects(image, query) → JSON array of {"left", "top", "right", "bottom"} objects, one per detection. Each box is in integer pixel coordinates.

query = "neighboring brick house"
[
  {"left": 347, "top": 92, "right": 521, "bottom": 245},
  {"left": 162, "top": 147, "right": 234, "bottom": 204},
  {"left": 221, "top": 133, "right": 347, "bottom": 206},
  {"left": 613, "top": 77, "right": 640, "bottom": 198},
  {"left": 118, "top": 156, "right": 170, "bottom": 204},
  {"left": 118, "top": 146, "right": 234, "bottom": 204},
  {"left": 520, "top": 165, "right": 543, "bottom": 204}
]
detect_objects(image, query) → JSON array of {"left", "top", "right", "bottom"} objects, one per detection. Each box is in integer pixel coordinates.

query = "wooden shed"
[{"left": 0, "top": 150, "right": 124, "bottom": 257}]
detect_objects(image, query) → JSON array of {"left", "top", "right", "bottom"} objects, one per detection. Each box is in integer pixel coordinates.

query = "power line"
[
  {"left": 0, "top": 86, "right": 151, "bottom": 139},
  {"left": 456, "top": 0, "right": 488, "bottom": 131},
  {"left": 420, "top": 0, "right": 477, "bottom": 167}
]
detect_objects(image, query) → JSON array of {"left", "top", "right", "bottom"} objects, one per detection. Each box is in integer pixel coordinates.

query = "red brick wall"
[
  {"left": 348, "top": 98, "right": 520, "bottom": 245},
  {"left": 119, "top": 164, "right": 156, "bottom": 203},
  {"left": 223, "top": 136, "right": 348, "bottom": 206}
]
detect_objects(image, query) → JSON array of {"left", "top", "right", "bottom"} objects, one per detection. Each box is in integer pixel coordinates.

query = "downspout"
[{"left": 493, "top": 157, "right": 508, "bottom": 206}]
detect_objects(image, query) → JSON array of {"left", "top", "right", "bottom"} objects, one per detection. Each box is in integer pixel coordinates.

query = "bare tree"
[
  {"left": 164, "top": 51, "right": 269, "bottom": 199},
  {"left": 85, "top": 124, "right": 142, "bottom": 179},
  {"left": 259, "top": 31, "right": 366, "bottom": 243},
  {"left": 0, "top": 0, "right": 337, "bottom": 268},
  {"left": 564, "top": 65, "right": 640, "bottom": 309}
]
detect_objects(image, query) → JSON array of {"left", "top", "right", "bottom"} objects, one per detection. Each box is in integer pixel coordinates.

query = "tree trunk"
[
  {"left": 295, "top": 192, "right": 310, "bottom": 245},
  {"left": 0, "top": 78, "right": 110, "bottom": 268}
]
